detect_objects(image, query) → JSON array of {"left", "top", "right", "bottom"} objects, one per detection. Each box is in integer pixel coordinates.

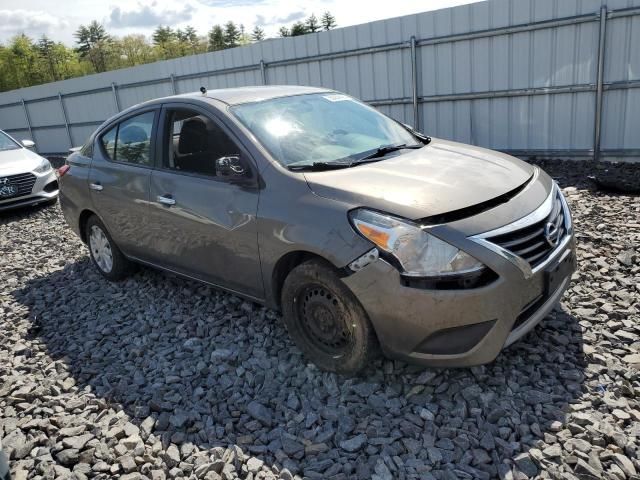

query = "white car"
[{"left": 0, "top": 129, "right": 58, "bottom": 211}]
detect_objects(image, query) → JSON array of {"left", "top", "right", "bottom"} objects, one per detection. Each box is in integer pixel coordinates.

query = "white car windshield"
[
  {"left": 0, "top": 131, "right": 21, "bottom": 152},
  {"left": 231, "top": 93, "right": 421, "bottom": 168}
]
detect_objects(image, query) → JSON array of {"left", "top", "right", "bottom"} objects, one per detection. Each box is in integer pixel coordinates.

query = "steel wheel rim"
[
  {"left": 297, "top": 285, "right": 353, "bottom": 356},
  {"left": 89, "top": 225, "right": 113, "bottom": 273}
]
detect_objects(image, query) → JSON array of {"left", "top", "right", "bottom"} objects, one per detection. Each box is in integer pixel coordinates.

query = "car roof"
[
  {"left": 105, "top": 86, "right": 335, "bottom": 129},
  {"left": 176, "top": 85, "right": 332, "bottom": 106}
]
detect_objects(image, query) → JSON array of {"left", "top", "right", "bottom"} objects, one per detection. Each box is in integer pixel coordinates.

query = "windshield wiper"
[
  {"left": 287, "top": 143, "right": 424, "bottom": 171},
  {"left": 350, "top": 143, "right": 423, "bottom": 165},
  {"left": 287, "top": 161, "right": 352, "bottom": 172}
]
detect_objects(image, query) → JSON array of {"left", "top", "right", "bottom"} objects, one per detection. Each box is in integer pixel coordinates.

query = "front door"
[
  {"left": 146, "top": 104, "right": 263, "bottom": 300},
  {"left": 88, "top": 108, "right": 158, "bottom": 259}
]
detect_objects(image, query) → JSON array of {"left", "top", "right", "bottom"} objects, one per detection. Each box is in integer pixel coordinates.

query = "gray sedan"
[{"left": 59, "top": 86, "right": 576, "bottom": 374}]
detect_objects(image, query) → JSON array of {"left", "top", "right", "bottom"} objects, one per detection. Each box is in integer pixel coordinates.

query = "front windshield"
[
  {"left": 0, "top": 131, "right": 21, "bottom": 152},
  {"left": 231, "top": 93, "right": 421, "bottom": 167}
]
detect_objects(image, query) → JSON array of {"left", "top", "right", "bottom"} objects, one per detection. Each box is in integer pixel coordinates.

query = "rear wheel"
[
  {"left": 85, "top": 215, "right": 135, "bottom": 281},
  {"left": 281, "top": 260, "right": 379, "bottom": 374}
]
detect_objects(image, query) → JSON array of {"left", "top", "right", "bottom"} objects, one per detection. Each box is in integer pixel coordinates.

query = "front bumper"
[
  {"left": 343, "top": 182, "right": 577, "bottom": 367},
  {"left": 0, "top": 169, "right": 58, "bottom": 211}
]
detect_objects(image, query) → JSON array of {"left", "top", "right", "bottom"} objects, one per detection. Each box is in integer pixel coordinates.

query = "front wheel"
[
  {"left": 281, "top": 260, "right": 379, "bottom": 374},
  {"left": 85, "top": 215, "right": 135, "bottom": 281}
]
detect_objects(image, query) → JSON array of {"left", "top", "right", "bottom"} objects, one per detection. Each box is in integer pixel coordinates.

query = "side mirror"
[
  {"left": 22, "top": 139, "right": 35, "bottom": 149},
  {"left": 216, "top": 155, "right": 248, "bottom": 178}
]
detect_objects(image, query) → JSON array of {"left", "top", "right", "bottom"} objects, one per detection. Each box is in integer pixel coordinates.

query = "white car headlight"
[
  {"left": 33, "top": 158, "right": 52, "bottom": 174},
  {"left": 349, "top": 208, "right": 485, "bottom": 277}
]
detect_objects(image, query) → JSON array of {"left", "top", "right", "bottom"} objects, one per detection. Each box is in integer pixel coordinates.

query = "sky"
[{"left": 0, "top": 0, "right": 484, "bottom": 46}]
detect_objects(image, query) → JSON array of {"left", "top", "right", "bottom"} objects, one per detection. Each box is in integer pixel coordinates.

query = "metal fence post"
[
  {"left": 410, "top": 36, "right": 419, "bottom": 131},
  {"left": 20, "top": 99, "right": 35, "bottom": 149},
  {"left": 170, "top": 74, "right": 177, "bottom": 94},
  {"left": 111, "top": 82, "right": 121, "bottom": 112},
  {"left": 58, "top": 93, "right": 73, "bottom": 149},
  {"left": 593, "top": 5, "right": 607, "bottom": 162},
  {"left": 260, "top": 60, "right": 267, "bottom": 85}
]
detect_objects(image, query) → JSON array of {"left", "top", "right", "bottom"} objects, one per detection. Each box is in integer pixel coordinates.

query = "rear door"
[
  {"left": 88, "top": 108, "right": 159, "bottom": 259},
  {"left": 145, "top": 102, "right": 263, "bottom": 299}
]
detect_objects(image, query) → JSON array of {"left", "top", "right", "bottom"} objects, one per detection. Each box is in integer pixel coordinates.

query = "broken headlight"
[{"left": 349, "top": 208, "right": 485, "bottom": 277}]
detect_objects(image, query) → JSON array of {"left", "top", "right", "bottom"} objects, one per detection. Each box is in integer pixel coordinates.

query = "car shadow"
[
  {"left": 0, "top": 199, "right": 57, "bottom": 224},
  {"left": 12, "top": 255, "right": 587, "bottom": 478}
]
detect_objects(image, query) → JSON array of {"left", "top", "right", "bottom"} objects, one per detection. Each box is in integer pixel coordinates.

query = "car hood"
[
  {"left": 0, "top": 147, "right": 44, "bottom": 174},
  {"left": 304, "top": 138, "right": 534, "bottom": 220}
]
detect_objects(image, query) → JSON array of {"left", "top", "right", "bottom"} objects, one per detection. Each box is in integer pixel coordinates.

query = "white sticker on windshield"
[{"left": 323, "top": 94, "right": 352, "bottom": 102}]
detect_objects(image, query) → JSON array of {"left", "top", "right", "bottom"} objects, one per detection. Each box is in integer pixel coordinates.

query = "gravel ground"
[{"left": 1, "top": 162, "right": 639, "bottom": 480}]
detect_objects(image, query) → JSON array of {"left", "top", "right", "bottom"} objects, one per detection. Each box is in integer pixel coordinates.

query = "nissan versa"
[{"left": 59, "top": 86, "right": 576, "bottom": 374}]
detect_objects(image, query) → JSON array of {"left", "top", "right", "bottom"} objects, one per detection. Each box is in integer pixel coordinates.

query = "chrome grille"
[
  {"left": 0, "top": 172, "right": 37, "bottom": 198},
  {"left": 487, "top": 190, "right": 566, "bottom": 268}
]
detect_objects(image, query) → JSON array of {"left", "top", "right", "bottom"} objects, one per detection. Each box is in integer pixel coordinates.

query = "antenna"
[{"left": 200, "top": 86, "right": 207, "bottom": 95}]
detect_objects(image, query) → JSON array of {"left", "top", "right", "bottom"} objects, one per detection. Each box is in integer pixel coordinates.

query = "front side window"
[
  {"left": 99, "top": 111, "right": 155, "bottom": 166},
  {"left": 230, "top": 93, "right": 421, "bottom": 168},
  {"left": 0, "top": 131, "right": 21, "bottom": 152},
  {"left": 164, "top": 108, "right": 240, "bottom": 177}
]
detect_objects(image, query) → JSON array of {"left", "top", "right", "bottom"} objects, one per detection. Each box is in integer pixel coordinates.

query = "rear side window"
[{"left": 99, "top": 111, "right": 155, "bottom": 166}]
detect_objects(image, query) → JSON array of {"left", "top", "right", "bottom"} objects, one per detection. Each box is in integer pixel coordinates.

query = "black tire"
[
  {"left": 281, "top": 260, "right": 379, "bottom": 374},
  {"left": 85, "top": 215, "right": 135, "bottom": 281}
]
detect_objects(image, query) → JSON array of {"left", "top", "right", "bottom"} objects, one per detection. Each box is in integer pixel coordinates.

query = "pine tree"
[
  {"left": 37, "top": 35, "right": 59, "bottom": 81},
  {"left": 208, "top": 25, "right": 225, "bottom": 51},
  {"left": 321, "top": 11, "right": 337, "bottom": 30},
  {"left": 152, "top": 25, "right": 177, "bottom": 58},
  {"left": 278, "top": 26, "right": 290, "bottom": 37},
  {"left": 223, "top": 21, "right": 241, "bottom": 48},
  {"left": 290, "top": 21, "right": 308, "bottom": 36},
  {"left": 183, "top": 26, "right": 199, "bottom": 48},
  {"left": 251, "top": 26, "right": 265, "bottom": 42},
  {"left": 306, "top": 14, "right": 320, "bottom": 33},
  {"left": 74, "top": 21, "right": 111, "bottom": 72}
]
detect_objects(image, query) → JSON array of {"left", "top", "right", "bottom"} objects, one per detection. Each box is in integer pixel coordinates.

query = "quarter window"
[
  {"left": 80, "top": 138, "right": 93, "bottom": 157},
  {"left": 99, "top": 111, "right": 155, "bottom": 166},
  {"left": 164, "top": 108, "right": 240, "bottom": 177},
  {"left": 100, "top": 126, "right": 117, "bottom": 160}
]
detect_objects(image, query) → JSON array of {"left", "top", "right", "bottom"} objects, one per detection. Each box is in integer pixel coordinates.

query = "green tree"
[
  {"left": 278, "top": 26, "right": 290, "bottom": 37},
  {"left": 182, "top": 25, "right": 200, "bottom": 54},
  {"left": 74, "top": 21, "right": 111, "bottom": 72},
  {"left": 37, "top": 35, "right": 60, "bottom": 81},
  {"left": 115, "top": 34, "right": 156, "bottom": 66},
  {"left": 290, "top": 21, "right": 308, "bottom": 36},
  {"left": 10, "top": 35, "right": 45, "bottom": 87},
  {"left": 152, "top": 25, "right": 177, "bottom": 58},
  {"left": 306, "top": 14, "right": 320, "bottom": 33},
  {"left": 208, "top": 25, "right": 225, "bottom": 51},
  {"left": 223, "top": 21, "right": 241, "bottom": 48},
  {"left": 251, "top": 26, "right": 265, "bottom": 42},
  {"left": 321, "top": 11, "right": 337, "bottom": 30}
]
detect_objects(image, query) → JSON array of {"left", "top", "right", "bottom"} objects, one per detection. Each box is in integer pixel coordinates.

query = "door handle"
[
  {"left": 89, "top": 183, "right": 103, "bottom": 191},
  {"left": 156, "top": 195, "right": 176, "bottom": 206}
]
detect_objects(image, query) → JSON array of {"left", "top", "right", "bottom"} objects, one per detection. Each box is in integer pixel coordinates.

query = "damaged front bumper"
[{"left": 343, "top": 182, "right": 577, "bottom": 368}]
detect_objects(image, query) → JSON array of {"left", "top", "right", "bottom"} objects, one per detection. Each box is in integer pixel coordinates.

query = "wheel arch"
[
  {"left": 270, "top": 250, "right": 339, "bottom": 310},
  {"left": 78, "top": 209, "right": 99, "bottom": 244}
]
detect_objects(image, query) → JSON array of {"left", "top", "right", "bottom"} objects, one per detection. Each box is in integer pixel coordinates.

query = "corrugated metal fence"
[{"left": 0, "top": 0, "right": 639, "bottom": 161}]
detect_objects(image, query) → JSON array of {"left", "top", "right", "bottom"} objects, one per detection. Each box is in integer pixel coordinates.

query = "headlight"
[
  {"left": 349, "top": 209, "right": 485, "bottom": 277},
  {"left": 34, "top": 158, "right": 52, "bottom": 174}
]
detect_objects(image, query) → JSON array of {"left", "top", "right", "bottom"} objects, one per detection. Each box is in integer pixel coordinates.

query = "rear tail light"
[{"left": 57, "top": 165, "right": 70, "bottom": 177}]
